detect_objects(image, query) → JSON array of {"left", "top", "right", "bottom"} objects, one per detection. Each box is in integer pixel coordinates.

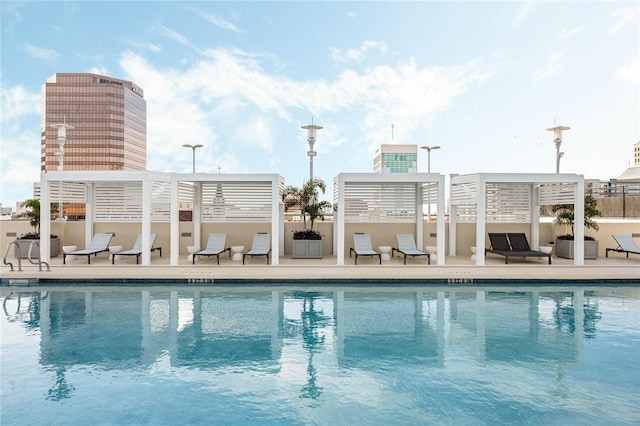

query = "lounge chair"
[
  {"left": 63, "top": 233, "right": 113, "bottom": 264},
  {"left": 606, "top": 234, "right": 640, "bottom": 258},
  {"left": 349, "top": 233, "right": 381, "bottom": 265},
  {"left": 193, "top": 233, "right": 231, "bottom": 264},
  {"left": 243, "top": 233, "right": 271, "bottom": 264},
  {"left": 507, "top": 233, "right": 552, "bottom": 264},
  {"left": 485, "top": 232, "right": 552, "bottom": 264},
  {"left": 392, "top": 234, "right": 430, "bottom": 264},
  {"left": 112, "top": 233, "right": 161, "bottom": 264}
]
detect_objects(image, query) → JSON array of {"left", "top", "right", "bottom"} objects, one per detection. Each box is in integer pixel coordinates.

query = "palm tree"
[{"left": 283, "top": 178, "right": 332, "bottom": 235}]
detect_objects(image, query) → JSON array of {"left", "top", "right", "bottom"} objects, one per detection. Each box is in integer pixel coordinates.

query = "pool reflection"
[{"left": 2, "top": 286, "right": 619, "bottom": 402}]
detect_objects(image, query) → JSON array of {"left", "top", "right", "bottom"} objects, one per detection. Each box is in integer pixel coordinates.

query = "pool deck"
[{"left": 2, "top": 251, "right": 639, "bottom": 283}]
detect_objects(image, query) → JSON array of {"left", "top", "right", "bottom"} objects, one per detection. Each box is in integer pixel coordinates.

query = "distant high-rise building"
[
  {"left": 373, "top": 144, "right": 417, "bottom": 173},
  {"left": 634, "top": 141, "right": 640, "bottom": 166},
  {"left": 41, "top": 73, "right": 147, "bottom": 173}
]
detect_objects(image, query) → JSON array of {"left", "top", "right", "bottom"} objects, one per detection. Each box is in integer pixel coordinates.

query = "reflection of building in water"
[{"left": 11, "top": 287, "right": 604, "bottom": 399}]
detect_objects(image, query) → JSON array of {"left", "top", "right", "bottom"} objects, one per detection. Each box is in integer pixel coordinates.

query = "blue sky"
[{"left": 1, "top": 1, "right": 638, "bottom": 209}]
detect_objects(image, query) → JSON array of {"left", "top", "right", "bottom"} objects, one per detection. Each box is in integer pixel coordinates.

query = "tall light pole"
[
  {"left": 301, "top": 122, "right": 323, "bottom": 181},
  {"left": 546, "top": 125, "right": 570, "bottom": 173},
  {"left": 183, "top": 143, "right": 203, "bottom": 173},
  {"left": 420, "top": 145, "right": 441, "bottom": 222},
  {"left": 51, "top": 121, "right": 74, "bottom": 221},
  {"left": 420, "top": 145, "right": 441, "bottom": 173}
]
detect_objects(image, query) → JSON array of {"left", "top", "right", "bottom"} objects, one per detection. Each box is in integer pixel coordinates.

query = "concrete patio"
[{"left": 2, "top": 250, "right": 638, "bottom": 283}]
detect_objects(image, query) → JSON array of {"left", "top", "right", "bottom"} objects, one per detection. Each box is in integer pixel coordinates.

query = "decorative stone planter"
[
  {"left": 555, "top": 238, "right": 599, "bottom": 259},
  {"left": 292, "top": 239, "right": 322, "bottom": 259},
  {"left": 14, "top": 237, "right": 60, "bottom": 258}
]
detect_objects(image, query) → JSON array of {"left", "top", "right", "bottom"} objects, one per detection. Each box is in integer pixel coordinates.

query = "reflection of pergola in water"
[{"left": 22, "top": 287, "right": 597, "bottom": 399}]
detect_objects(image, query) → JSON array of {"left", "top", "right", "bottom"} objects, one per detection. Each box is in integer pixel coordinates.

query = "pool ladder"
[{"left": 3, "top": 241, "right": 51, "bottom": 272}]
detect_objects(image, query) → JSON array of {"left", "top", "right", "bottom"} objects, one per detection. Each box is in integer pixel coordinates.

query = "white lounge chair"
[
  {"left": 392, "top": 234, "right": 430, "bottom": 264},
  {"left": 63, "top": 233, "right": 113, "bottom": 264},
  {"left": 243, "top": 233, "right": 271, "bottom": 264},
  {"left": 349, "top": 233, "right": 381, "bottom": 265},
  {"left": 112, "top": 233, "right": 161, "bottom": 264},
  {"left": 193, "top": 233, "right": 231, "bottom": 264},
  {"left": 606, "top": 234, "right": 640, "bottom": 258}
]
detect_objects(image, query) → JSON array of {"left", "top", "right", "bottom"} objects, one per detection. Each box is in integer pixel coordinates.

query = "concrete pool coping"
[{"left": 2, "top": 252, "right": 639, "bottom": 283}]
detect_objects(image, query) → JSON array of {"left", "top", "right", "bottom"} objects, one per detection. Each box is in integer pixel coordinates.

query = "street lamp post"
[
  {"left": 420, "top": 145, "right": 441, "bottom": 222},
  {"left": 183, "top": 143, "right": 203, "bottom": 173},
  {"left": 51, "top": 122, "right": 74, "bottom": 221},
  {"left": 546, "top": 125, "right": 570, "bottom": 173},
  {"left": 420, "top": 145, "right": 441, "bottom": 173},
  {"left": 301, "top": 122, "right": 323, "bottom": 181}
]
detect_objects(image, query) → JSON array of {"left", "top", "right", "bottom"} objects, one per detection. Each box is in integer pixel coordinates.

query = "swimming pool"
[{"left": 2, "top": 284, "right": 639, "bottom": 425}]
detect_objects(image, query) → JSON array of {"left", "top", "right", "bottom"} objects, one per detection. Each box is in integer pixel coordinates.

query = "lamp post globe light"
[
  {"left": 51, "top": 122, "right": 74, "bottom": 221},
  {"left": 420, "top": 145, "right": 441, "bottom": 222},
  {"left": 183, "top": 143, "right": 203, "bottom": 173},
  {"left": 301, "top": 122, "right": 323, "bottom": 180},
  {"left": 546, "top": 125, "right": 570, "bottom": 173}
]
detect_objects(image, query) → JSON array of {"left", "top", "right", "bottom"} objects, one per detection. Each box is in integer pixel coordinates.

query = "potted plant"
[
  {"left": 15, "top": 198, "right": 60, "bottom": 258},
  {"left": 284, "top": 178, "right": 332, "bottom": 259},
  {"left": 552, "top": 195, "right": 602, "bottom": 259}
]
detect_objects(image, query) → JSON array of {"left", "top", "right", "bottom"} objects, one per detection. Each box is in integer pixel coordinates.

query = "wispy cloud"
[
  {"left": 618, "top": 57, "right": 640, "bottom": 84},
  {"left": 24, "top": 44, "right": 59, "bottom": 62},
  {"left": 159, "top": 25, "right": 190, "bottom": 46},
  {"left": 557, "top": 26, "right": 583, "bottom": 40},
  {"left": 330, "top": 41, "right": 388, "bottom": 63},
  {"left": 532, "top": 50, "right": 566, "bottom": 84},
  {"left": 512, "top": 0, "right": 534, "bottom": 28},
  {"left": 609, "top": 7, "right": 637, "bottom": 34},
  {"left": 128, "top": 41, "right": 162, "bottom": 52},
  {"left": 199, "top": 11, "right": 240, "bottom": 32}
]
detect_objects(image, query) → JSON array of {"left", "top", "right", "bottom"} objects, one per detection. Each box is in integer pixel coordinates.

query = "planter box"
[
  {"left": 555, "top": 238, "right": 599, "bottom": 259},
  {"left": 292, "top": 239, "right": 322, "bottom": 259},
  {"left": 14, "top": 237, "right": 60, "bottom": 258}
]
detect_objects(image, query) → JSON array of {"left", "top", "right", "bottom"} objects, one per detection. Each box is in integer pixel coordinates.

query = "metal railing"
[{"left": 3, "top": 240, "right": 50, "bottom": 272}]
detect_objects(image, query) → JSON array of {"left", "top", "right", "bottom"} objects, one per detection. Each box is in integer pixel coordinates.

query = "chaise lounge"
[
  {"left": 243, "top": 233, "right": 271, "bottom": 264},
  {"left": 485, "top": 232, "right": 552, "bottom": 264},
  {"left": 193, "top": 233, "right": 231, "bottom": 264},
  {"left": 63, "top": 233, "right": 113, "bottom": 264},
  {"left": 350, "top": 233, "right": 381, "bottom": 265},
  {"left": 606, "top": 234, "right": 640, "bottom": 258},
  {"left": 392, "top": 234, "right": 430, "bottom": 264},
  {"left": 112, "top": 233, "right": 161, "bottom": 264}
]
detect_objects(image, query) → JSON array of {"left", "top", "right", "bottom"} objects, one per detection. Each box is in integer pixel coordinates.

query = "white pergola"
[
  {"left": 40, "top": 170, "right": 172, "bottom": 265},
  {"left": 449, "top": 173, "right": 585, "bottom": 265},
  {"left": 40, "top": 171, "right": 284, "bottom": 266},
  {"left": 169, "top": 173, "right": 284, "bottom": 266},
  {"left": 333, "top": 172, "right": 446, "bottom": 265}
]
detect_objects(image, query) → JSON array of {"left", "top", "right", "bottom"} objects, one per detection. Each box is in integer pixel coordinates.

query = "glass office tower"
[{"left": 41, "top": 73, "right": 147, "bottom": 172}]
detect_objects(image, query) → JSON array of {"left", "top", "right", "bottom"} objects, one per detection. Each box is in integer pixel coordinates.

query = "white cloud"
[
  {"left": 117, "top": 48, "right": 492, "bottom": 173},
  {"left": 330, "top": 41, "right": 388, "bottom": 64},
  {"left": 159, "top": 25, "right": 190, "bottom": 46},
  {"left": 0, "top": 84, "right": 40, "bottom": 122},
  {"left": 24, "top": 44, "right": 59, "bottom": 62},
  {"left": 609, "top": 7, "right": 637, "bottom": 34},
  {"left": 128, "top": 41, "right": 162, "bottom": 52},
  {"left": 618, "top": 56, "right": 640, "bottom": 84},
  {"left": 512, "top": 0, "right": 534, "bottom": 28},
  {"left": 199, "top": 11, "right": 240, "bottom": 32},
  {"left": 557, "top": 26, "right": 583, "bottom": 39},
  {"left": 532, "top": 50, "right": 566, "bottom": 84}
]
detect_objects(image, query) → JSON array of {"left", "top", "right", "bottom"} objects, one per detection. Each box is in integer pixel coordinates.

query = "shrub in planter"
[
  {"left": 553, "top": 195, "right": 602, "bottom": 259},
  {"left": 15, "top": 199, "right": 60, "bottom": 257},
  {"left": 293, "top": 229, "right": 322, "bottom": 240}
]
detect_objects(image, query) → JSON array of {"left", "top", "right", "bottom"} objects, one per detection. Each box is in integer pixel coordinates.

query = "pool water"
[{"left": 1, "top": 284, "right": 639, "bottom": 425}]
